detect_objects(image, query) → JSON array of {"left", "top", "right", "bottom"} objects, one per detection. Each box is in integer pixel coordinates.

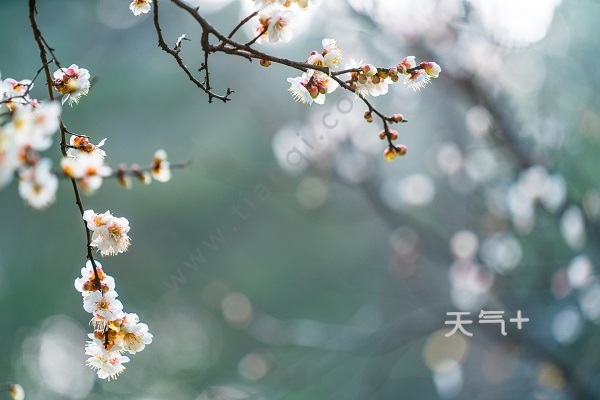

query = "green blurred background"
[{"left": 2, "top": 0, "right": 600, "bottom": 399}]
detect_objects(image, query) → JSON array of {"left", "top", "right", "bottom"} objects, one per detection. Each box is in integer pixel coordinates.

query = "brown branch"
[
  {"left": 29, "top": 0, "right": 101, "bottom": 292},
  {"left": 227, "top": 10, "right": 258, "bottom": 39},
  {"left": 153, "top": 0, "right": 231, "bottom": 103}
]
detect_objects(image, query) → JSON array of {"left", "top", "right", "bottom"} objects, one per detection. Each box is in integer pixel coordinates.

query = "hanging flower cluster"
[
  {"left": 1, "top": 73, "right": 61, "bottom": 208},
  {"left": 3, "top": 58, "right": 173, "bottom": 382},
  {"left": 75, "top": 259, "right": 153, "bottom": 380}
]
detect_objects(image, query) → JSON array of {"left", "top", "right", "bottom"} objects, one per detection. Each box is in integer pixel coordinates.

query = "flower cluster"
[
  {"left": 346, "top": 56, "right": 442, "bottom": 97},
  {"left": 345, "top": 56, "right": 440, "bottom": 160},
  {"left": 286, "top": 39, "right": 343, "bottom": 105},
  {"left": 52, "top": 64, "right": 91, "bottom": 106},
  {"left": 1, "top": 73, "right": 62, "bottom": 208},
  {"left": 75, "top": 260, "right": 153, "bottom": 380},
  {"left": 83, "top": 210, "right": 131, "bottom": 256},
  {"left": 61, "top": 135, "right": 111, "bottom": 195}
]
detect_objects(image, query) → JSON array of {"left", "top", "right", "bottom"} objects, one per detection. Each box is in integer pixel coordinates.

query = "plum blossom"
[
  {"left": 61, "top": 153, "right": 112, "bottom": 193},
  {"left": 85, "top": 341, "right": 130, "bottom": 381},
  {"left": 74, "top": 257, "right": 152, "bottom": 379},
  {"left": 322, "top": 38, "right": 342, "bottom": 69},
  {"left": 423, "top": 61, "right": 442, "bottom": 78},
  {"left": 129, "top": 0, "right": 152, "bottom": 16},
  {"left": 151, "top": 149, "right": 171, "bottom": 182},
  {"left": 83, "top": 290, "right": 124, "bottom": 328},
  {"left": 2, "top": 77, "right": 33, "bottom": 108},
  {"left": 83, "top": 209, "right": 131, "bottom": 256},
  {"left": 67, "top": 136, "right": 106, "bottom": 159},
  {"left": 404, "top": 70, "right": 431, "bottom": 92},
  {"left": 75, "top": 260, "right": 115, "bottom": 294},
  {"left": 8, "top": 384, "right": 25, "bottom": 400},
  {"left": 255, "top": 6, "right": 297, "bottom": 44},
  {"left": 113, "top": 313, "right": 154, "bottom": 354},
  {"left": 6, "top": 102, "right": 61, "bottom": 152},
  {"left": 53, "top": 64, "right": 91, "bottom": 106},
  {"left": 397, "top": 56, "right": 416, "bottom": 74},
  {"left": 18, "top": 158, "right": 58, "bottom": 209},
  {"left": 307, "top": 38, "right": 343, "bottom": 69},
  {"left": 287, "top": 71, "right": 338, "bottom": 105}
]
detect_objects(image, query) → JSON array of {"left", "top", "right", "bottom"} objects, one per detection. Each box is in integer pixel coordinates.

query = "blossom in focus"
[
  {"left": 75, "top": 260, "right": 115, "bottom": 294},
  {"left": 287, "top": 75, "right": 313, "bottom": 104},
  {"left": 83, "top": 209, "right": 132, "bottom": 256},
  {"left": 344, "top": 59, "right": 392, "bottom": 98},
  {"left": 83, "top": 290, "right": 124, "bottom": 327},
  {"left": 404, "top": 70, "right": 431, "bottom": 92},
  {"left": 322, "top": 38, "right": 342, "bottom": 69},
  {"left": 307, "top": 38, "right": 343, "bottom": 70},
  {"left": 151, "top": 149, "right": 171, "bottom": 182},
  {"left": 18, "top": 158, "right": 58, "bottom": 209},
  {"left": 52, "top": 64, "right": 91, "bottom": 106},
  {"left": 422, "top": 61, "right": 442, "bottom": 78},
  {"left": 129, "top": 0, "right": 152, "bottom": 16},
  {"left": 287, "top": 71, "right": 338, "bottom": 105},
  {"left": 397, "top": 56, "right": 416, "bottom": 74},
  {"left": 114, "top": 313, "right": 154, "bottom": 354},
  {"left": 85, "top": 342, "right": 130, "bottom": 381}
]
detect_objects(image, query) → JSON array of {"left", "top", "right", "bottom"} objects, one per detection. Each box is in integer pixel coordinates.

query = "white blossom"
[
  {"left": 53, "top": 64, "right": 91, "bottom": 106},
  {"left": 18, "top": 159, "right": 58, "bottom": 209},
  {"left": 129, "top": 0, "right": 152, "bottom": 16}
]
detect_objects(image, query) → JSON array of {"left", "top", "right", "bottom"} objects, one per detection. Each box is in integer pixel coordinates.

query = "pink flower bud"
[{"left": 362, "top": 64, "right": 377, "bottom": 77}]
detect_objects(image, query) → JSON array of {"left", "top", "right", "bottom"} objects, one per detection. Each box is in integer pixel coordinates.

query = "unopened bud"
[
  {"left": 395, "top": 144, "right": 408, "bottom": 156},
  {"left": 362, "top": 64, "right": 377, "bottom": 77},
  {"left": 390, "top": 114, "right": 404, "bottom": 123},
  {"left": 383, "top": 147, "right": 397, "bottom": 162},
  {"left": 364, "top": 110, "right": 374, "bottom": 123},
  {"left": 117, "top": 164, "right": 132, "bottom": 189},
  {"left": 259, "top": 59, "right": 271, "bottom": 67}
]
